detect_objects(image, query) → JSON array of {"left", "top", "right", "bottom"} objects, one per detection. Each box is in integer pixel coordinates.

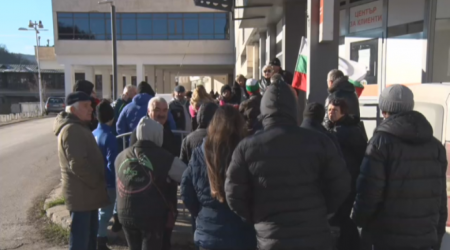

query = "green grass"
[
  {"left": 46, "top": 197, "right": 65, "bottom": 209},
  {"left": 42, "top": 221, "right": 69, "bottom": 245}
]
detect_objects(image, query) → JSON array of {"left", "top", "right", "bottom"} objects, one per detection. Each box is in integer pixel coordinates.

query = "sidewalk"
[{"left": 44, "top": 183, "right": 194, "bottom": 248}]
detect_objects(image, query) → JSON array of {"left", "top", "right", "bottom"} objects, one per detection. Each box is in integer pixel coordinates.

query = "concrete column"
[
  {"left": 284, "top": 1, "right": 307, "bottom": 74},
  {"left": 125, "top": 75, "right": 132, "bottom": 87},
  {"left": 307, "top": 0, "right": 339, "bottom": 103},
  {"left": 116, "top": 73, "right": 124, "bottom": 99},
  {"left": 102, "top": 71, "right": 111, "bottom": 100},
  {"left": 267, "top": 24, "right": 276, "bottom": 62},
  {"left": 136, "top": 64, "right": 145, "bottom": 84},
  {"left": 163, "top": 71, "right": 170, "bottom": 93},
  {"left": 170, "top": 73, "right": 177, "bottom": 93},
  {"left": 252, "top": 44, "right": 260, "bottom": 79},
  {"left": 146, "top": 66, "right": 156, "bottom": 90},
  {"left": 84, "top": 67, "right": 95, "bottom": 85},
  {"left": 64, "top": 64, "right": 74, "bottom": 98},
  {"left": 259, "top": 32, "right": 267, "bottom": 73},
  {"left": 155, "top": 69, "right": 164, "bottom": 94}
]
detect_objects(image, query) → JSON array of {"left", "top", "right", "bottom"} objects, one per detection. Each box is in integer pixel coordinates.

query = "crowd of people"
[{"left": 54, "top": 59, "right": 447, "bottom": 250}]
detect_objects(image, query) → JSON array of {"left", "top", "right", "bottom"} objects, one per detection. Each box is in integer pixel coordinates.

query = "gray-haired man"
[{"left": 54, "top": 91, "right": 109, "bottom": 250}]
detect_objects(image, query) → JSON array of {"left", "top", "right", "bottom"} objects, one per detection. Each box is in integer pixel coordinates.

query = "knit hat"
[
  {"left": 138, "top": 81, "right": 155, "bottom": 96},
  {"left": 379, "top": 85, "right": 414, "bottom": 114},
  {"left": 245, "top": 79, "right": 260, "bottom": 93},
  {"left": 303, "top": 102, "right": 325, "bottom": 122},
  {"left": 269, "top": 58, "right": 281, "bottom": 67},
  {"left": 66, "top": 91, "right": 91, "bottom": 106},
  {"left": 73, "top": 80, "right": 94, "bottom": 95},
  {"left": 96, "top": 99, "right": 114, "bottom": 123},
  {"left": 174, "top": 85, "right": 185, "bottom": 93},
  {"left": 221, "top": 85, "right": 232, "bottom": 94}
]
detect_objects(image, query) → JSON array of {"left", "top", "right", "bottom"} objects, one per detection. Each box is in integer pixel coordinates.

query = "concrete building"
[
  {"left": 52, "top": 0, "right": 235, "bottom": 99},
  {"left": 230, "top": 0, "right": 450, "bottom": 100}
]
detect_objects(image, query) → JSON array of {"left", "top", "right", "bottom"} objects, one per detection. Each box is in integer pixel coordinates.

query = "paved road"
[{"left": 0, "top": 117, "right": 63, "bottom": 250}]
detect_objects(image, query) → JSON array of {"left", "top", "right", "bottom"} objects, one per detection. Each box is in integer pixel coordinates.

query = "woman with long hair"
[
  {"left": 189, "top": 85, "right": 214, "bottom": 130},
  {"left": 181, "top": 106, "right": 256, "bottom": 250}
]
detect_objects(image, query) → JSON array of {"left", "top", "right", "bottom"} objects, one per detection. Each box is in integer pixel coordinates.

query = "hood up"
[
  {"left": 136, "top": 116, "right": 164, "bottom": 147},
  {"left": 197, "top": 102, "right": 219, "bottom": 129},
  {"left": 260, "top": 81, "right": 298, "bottom": 129},
  {"left": 132, "top": 93, "right": 153, "bottom": 107},
  {"left": 53, "top": 111, "right": 87, "bottom": 136},
  {"left": 329, "top": 76, "right": 355, "bottom": 94},
  {"left": 376, "top": 111, "right": 433, "bottom": 144}
]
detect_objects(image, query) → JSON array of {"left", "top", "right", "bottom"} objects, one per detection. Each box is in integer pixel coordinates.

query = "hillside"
[{"left": 0, "top": 45, "right": 36, "bottom": 65}]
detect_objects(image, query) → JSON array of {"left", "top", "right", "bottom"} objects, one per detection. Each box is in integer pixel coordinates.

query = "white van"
[{"left": 401, "top": 84, "right": 450, "bottom": 227}]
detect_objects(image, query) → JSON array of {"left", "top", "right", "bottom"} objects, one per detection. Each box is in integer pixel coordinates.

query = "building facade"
[
  {"left": 52, "top": 0, "right": 235, "bottom": 99},
  {"left": 233, "top": 0, "right": 450, "bottom": 99}
]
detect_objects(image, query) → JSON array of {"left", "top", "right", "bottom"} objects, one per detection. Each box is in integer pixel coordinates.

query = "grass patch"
[
  {"left": 42, "top": 221, "right": 69, "bottom": 245},
  {"left": 47, "top": 197, "right": 65, "bottom": 209}
]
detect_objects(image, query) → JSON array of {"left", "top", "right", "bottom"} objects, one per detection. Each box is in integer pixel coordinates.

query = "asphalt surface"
[{"left": 0, "top": 117, "right": 63, "bottom": 250}]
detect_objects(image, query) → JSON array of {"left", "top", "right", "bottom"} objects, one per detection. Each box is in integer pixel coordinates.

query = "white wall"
[
  {"left": 437, "top": 0, "right": 450, "bottom": 19},
  {"left": 388, "top": 0, "right": 425, "bottom": 27}
]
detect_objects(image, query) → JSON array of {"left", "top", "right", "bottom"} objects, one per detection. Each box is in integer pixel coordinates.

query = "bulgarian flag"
[
  {"left": 338, "top": 57, "right": 366, "bottom": 97},
  {"left": 291, "top": 37, "right": 367, "bottom": 97},
  {"left": 292, "top": 37, "right": 308, "bottom": 92}
]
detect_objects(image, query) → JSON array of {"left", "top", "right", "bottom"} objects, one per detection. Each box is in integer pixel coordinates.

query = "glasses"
[{"left": 263, "top": 70, "right": 272, "bottom": 73}]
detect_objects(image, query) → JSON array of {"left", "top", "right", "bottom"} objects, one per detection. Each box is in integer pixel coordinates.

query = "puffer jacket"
[
  {"left": 180, "top": 102, "right": 218, "bottom": 164},
  {"left": 225, "top": 82, "right": 351, "bottom": 250},
  {"left": 181, "top": 143, "right": 257, "bottom": 250},
  {"left": 325, "top": 77, "right": 360, "bottom": 118},
  {"left": 258, "top": 78, "right": 270, "bottom": 95},
  {"left": 300, "top": 118, "right": 342, "bottom": 157},
  {"left": 352, "top": 111, "right": 448, "bottom": 249},
  {"left": 239, "top": 94, "right": 263, "bottom": 136},
  {"left": 54, "top": 112, "right": 109, "bottom": 212}
]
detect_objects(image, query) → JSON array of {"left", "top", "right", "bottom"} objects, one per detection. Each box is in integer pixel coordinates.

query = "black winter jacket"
[
  {"left": 300, "top": 118, "right": 342, "bottom": 156},
  {"left": 325, "top": 77, "right": 360, "bottom": 118},
  {"left": 225, "top": 82, "right": 351, "bottom": 250},
  {"left": 180, "top": 102, "right": 218, "bottom": 164},
  {"left": 352, "top": 111, "right": 448, "bottom": 249}
]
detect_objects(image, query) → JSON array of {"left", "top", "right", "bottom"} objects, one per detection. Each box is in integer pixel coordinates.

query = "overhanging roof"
[
  {"left": 236, "top": 0, "right": 284, "bottom": 29},
  {"left": 193, "top": 0, "right": 233, "bottom": 11}
]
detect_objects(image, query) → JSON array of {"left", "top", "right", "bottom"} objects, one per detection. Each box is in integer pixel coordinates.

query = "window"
[
  {"left": 57, "top": 12, "right": 229, "bottom": 40},
  {"left": 432, "top": 19, "right": 450, "bottom": 82},
  {"left": 350, "top": 38, "right": 378, "bottom": 84}
]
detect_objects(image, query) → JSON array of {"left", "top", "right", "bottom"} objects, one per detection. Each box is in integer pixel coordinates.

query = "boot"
[
  {"left": 111, "top": 213, "right": 122, "bottom": 233},
  {"left": 97, "top": 237, "right": 111, "bottom": 250}
]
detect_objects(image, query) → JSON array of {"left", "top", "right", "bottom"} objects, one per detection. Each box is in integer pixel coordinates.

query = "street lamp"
[
  {"left": 19, "top": 21, "right": 48, "bottom": 115},
  {"left": 99, "top": 0, "right": 118, "bottom": 100}
]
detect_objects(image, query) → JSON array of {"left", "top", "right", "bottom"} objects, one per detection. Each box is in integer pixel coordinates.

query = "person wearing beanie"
[
  {"left": 73, "top": 80, "right": 100, "bottom": 131},
  {"left": 269, "top": 58, "right": 294, "bottom": 84},
  {"left": 225, "top": 82, "right": 350, "bottom": 250},
  {"left": 169, "top": 85, "right": 192, "bottom": 132},
  {"left": 91, "top": 100, "right": 118, "bottom": 250},
  {"left": 300, "top": 102, "right": 341, "bottom": 155},
  {"left": 117, "top": 81, "right": 176, "bottom": 138},
  {"left": 352, "top": 85, "right": 448, "bottom": 250},
  {"left": 54, "top": 92, "right": 109, "bottom": 250},
  {"left": 239, "top": 79, "right": 263, "bottom": 136}
]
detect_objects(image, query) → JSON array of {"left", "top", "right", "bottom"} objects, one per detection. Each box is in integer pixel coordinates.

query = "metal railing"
[
  {"left": 360, "top": 103, "right": 383, "bottom": 127},
  {"left": 0, "top": 111, "right": 41, "bottom": 123}
]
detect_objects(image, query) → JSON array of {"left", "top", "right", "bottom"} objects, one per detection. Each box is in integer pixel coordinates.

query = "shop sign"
[
  {"left": 349, "top": 0, "right": 383, "bottom": 33},
  {"left": 319, "top": 0, "right": 334, "bottom": 42}
]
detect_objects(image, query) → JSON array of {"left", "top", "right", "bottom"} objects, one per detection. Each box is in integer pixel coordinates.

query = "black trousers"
[{"left": 123, "top": 226, "right": 164, "bottom": 250}]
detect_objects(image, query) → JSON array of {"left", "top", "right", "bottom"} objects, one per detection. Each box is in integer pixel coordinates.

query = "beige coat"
[{"left": 54, "top": 112, "right": 109, "bottom": 211}]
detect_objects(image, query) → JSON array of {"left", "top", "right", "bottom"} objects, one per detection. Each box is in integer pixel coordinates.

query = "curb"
[{"left": 43, "top": 183, "right": 194, "bottom": 246}]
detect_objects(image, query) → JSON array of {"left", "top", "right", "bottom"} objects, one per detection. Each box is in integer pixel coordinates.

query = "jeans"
[
  {"left": 123, "top": 226, "right": 164, "bottom": 250},
  {"left": 192, "top": 216, "right": 199, "bottom": 250},
  {"left": 70, "top": 210, "right": 98, "bottom": 250},
  {"left": 98, "top": 188, "right": 116, "bottom": 237}
]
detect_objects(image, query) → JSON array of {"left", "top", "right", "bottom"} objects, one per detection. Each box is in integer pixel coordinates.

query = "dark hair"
[
  {"left": 304, "top": 102, "right": 325, "bottom": 122},
  {"left": 327, "top": 69, "right": 344, "bottom": 83},
  {"left": 96, "top": 99, "right": 114, "bottom": 123},
  {"left": 205, "top": 105, "right": 245, "bottom": 203},
  {"left": 186, "top": 91, "right": 193, "bottom": 98},
  {"left": 329, "top": 98, "right": 349, "bottom": 115},
  {"left": 138, "top": 81, "right": 155, "bottom": 96}
]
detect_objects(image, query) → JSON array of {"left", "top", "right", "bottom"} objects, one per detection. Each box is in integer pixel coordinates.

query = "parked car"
[{"left": 45, "top": 97, "right": 65, "bottom": 115}]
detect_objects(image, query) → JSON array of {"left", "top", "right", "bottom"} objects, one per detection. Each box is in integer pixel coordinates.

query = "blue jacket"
[
  {"left": 181, "top": 143, "right": 256, "bottom": 250},
  {"left": 93, "top": 123, "right": 118, "bottom": 188},
  {"left": 116, "top": 93, "right": 176, "bottom": 136}
]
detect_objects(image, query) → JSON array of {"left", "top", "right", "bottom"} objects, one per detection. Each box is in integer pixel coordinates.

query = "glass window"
[
  {"left": 57, "top": 12, "right": 229, "bottom": 41},
  {"left": 432, "top": 19, "right": 450, "bottom": 82}
]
